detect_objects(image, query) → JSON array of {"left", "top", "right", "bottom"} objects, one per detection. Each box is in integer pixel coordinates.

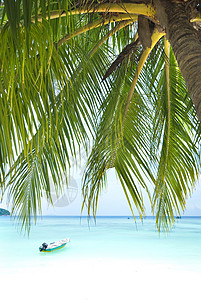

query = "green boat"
[{"left": 39, "top": 238, "right": 70, "bottom": 252}]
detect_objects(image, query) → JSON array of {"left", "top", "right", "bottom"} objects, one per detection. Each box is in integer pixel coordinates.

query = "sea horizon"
[
  {"left": 2, "top": 214, "right": 201, "bottom": 218},
  {"left": 1, "top": 215, "right": 201, "bottom": 299}
]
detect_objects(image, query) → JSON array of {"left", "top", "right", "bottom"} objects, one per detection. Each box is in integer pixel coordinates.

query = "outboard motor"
[{"left": 39, "top": 242, "right": 48, "bottom": 252}]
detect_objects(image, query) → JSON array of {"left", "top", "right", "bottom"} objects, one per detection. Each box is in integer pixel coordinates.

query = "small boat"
[{"left": 39, "top": 238, "right": 70, "bottom": 252}]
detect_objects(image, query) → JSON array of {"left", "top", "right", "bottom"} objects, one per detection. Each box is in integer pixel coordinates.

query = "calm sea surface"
[{"left": 0, "top": 216, "right": 201, "bottom": 272}]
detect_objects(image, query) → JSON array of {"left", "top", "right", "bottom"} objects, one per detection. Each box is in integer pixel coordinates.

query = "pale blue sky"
[
  {"left": 39, "top": 167, "right": 201, "bottom": 217},
  {"left": 1, "top": 162, "right": 201, "bottom": 217}
]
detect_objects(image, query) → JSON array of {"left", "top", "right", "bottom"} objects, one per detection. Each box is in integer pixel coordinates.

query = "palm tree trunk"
[{"left": 160, "top": 1, "right": 201, "bottom": 123}]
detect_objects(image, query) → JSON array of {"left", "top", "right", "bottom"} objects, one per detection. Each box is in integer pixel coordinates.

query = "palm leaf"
[
  {"left": 4, "top": 38, "right": 112, "bottom": 231},
  {"left": 149, "top": 43, "right": 200, "bottom": 231},
  {"left": 0, "top": 1, "right": 201, "bottom": 233},
  {"left": 82, "top": 34, "right": 201, "bottom": 231},
  {"left": 82, "top": 29, "right": 164, "bottom": 220}
]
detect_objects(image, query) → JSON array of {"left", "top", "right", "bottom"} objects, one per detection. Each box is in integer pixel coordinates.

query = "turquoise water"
[{"left": 0, "top": 216, "right": 201, "bottom": 272}]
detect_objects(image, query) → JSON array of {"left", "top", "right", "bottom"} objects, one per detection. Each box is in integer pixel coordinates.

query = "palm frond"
[
  {"left": 83, "top": 33, "right": 201, "bottom": 231},
  {"left": 148, "top": 43, "right": 200, "bottom": 231},
  {"left": 4, "top": 38, "right": 113, "bottom": 231},
  {"left": 1, "top": 0, "right": 201, "bottom": 233},
  {"left": 82, "top": 29, "right": 164, "bottom": 220}
]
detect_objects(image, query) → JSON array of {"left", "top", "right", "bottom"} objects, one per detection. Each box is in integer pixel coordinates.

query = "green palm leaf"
[
  {"left": 1, "top": 0, "right": 201, "bottom": 232},
  {"left": 4, "top": 37, "right": 112, "bottom": 231},
  {"left": 82, "top": 36, "right": 201, "bottom": 230},
  {"left": 149, "top": 44, "right": 200, "bottom": 231}
]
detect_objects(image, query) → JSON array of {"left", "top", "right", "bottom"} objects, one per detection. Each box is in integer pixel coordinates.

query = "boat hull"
[{"left": 39, "top": 238, "right": 70, "bottom": 252}]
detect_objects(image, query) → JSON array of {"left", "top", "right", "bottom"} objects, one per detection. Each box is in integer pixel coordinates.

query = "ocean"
[
  {"left": 1, "top": 216, "right": 201, "bottom": 300},
  {"left": 0, "top": 216, "right": 201, "bottom": 271}
]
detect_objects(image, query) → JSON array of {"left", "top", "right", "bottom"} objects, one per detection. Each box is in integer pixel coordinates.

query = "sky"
[
  {"left": 40, "top": 166, "right": 201, "bottom": 217},
  {"left": 1, "top": 153, "right": 201, "bottom": 217}
]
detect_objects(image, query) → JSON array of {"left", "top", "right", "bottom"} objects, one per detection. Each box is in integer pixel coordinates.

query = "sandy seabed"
[{"left": 1, "top": 258, "right": 201, "bottom": 300}]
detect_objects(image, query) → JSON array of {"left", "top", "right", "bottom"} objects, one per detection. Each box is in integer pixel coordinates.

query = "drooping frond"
[
  {"left": 2, "top": 28, "right": 113, "bottom": 230},
  {"left": 1, "top": 0, "right": 201, "bottom": 233},
  {"left": 0, "top": 20, "right": 67, "bottom": 185},
  {"left": 82, "top": 28, "right": 164, "bottom": 220},
  {"left": 134, "top": 36, "right": 201, "bottom": 230},
  {"left": 82, "top": 32, "right": 201, "bottom": 230},
  {"left": 148, "top": 41, "right": 200, "bottom": 231}
]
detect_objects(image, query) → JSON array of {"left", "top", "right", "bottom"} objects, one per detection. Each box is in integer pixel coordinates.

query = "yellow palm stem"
[
  {"left": 160, "top": 36, "right": 170, "bottom": 187},
  {"left": 73, "top": 3, "right": 155, "bottom": 17},
  {"left": 57, "top": 14, "right": 137, "bottom": 46},
  {"left": 190, "top": 12, "right": 201, "bottom": 22},
  {"left": 110, "top": 29, "right": 165, "bottom": 168},
  {"left": 163, "top": 37, "right": 171, "bottom": 183},
  {"left": 164, "top": 37, "right": 170, "bottom": 125},
  {"left": 123, "top": 28, "right": 165, "bottom": 123},
  {"left": 33, "top": 3, "right": 156, "bottom": 22}
]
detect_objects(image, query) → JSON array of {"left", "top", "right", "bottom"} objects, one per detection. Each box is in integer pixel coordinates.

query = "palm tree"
[{"left": 1, "top": 0, "right": 201, "bottom": 231}]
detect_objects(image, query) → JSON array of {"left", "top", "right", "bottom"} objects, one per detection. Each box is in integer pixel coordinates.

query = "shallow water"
[{"left": 0, "top": 216, "right": 201, "bottom": 272}]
